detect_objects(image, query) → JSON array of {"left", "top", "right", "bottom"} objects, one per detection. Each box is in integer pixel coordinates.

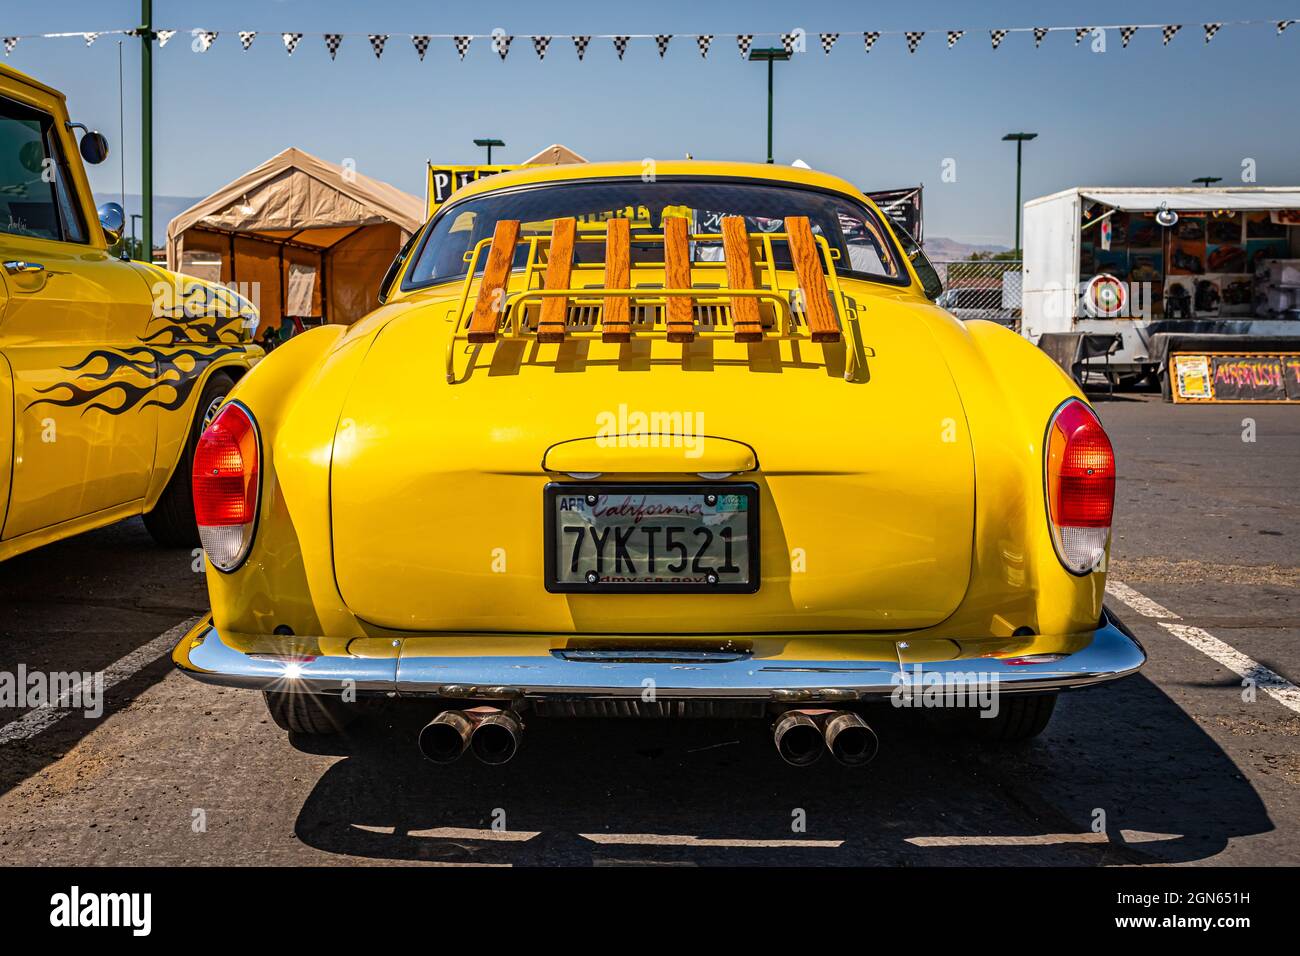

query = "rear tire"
[
  {"left": 263, "top": 691, "right": 358, "bottom": 735},
  {"left": 143, "top": 371, "right": 234, "bottom": 547},
  {"left": 969, "top": 693, "right": 1058, "bottom": 742}
]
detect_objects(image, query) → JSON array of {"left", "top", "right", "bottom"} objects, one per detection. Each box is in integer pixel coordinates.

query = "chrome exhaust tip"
[
  {"left": 824, "top": 712, "right": 878, "bottom": 767},
  {"left": 773, "top": 711, "right": 823, "bottom": 766},
  {"left": 418, "top": 710, "right": 474, "bottom": 764},
  {"left": 469, "top": 710, "right": 522, "bottom": 765}
]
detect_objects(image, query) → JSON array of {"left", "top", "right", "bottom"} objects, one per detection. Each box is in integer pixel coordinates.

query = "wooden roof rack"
[{"left": 447, "top": 215, "right": 856, "bottom": 382}]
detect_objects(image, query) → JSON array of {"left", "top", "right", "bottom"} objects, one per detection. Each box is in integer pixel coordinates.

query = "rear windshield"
[{"left": 401, "top": 178, "right": 909, "bottom": 291}]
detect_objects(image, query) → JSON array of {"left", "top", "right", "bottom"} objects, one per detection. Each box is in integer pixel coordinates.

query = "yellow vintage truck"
[
  {"left": 174, "top": 160, "right": 1145, "bottom": 767},
  {"left": 0, "top": 64, "right": 261, "bottom": 561}
]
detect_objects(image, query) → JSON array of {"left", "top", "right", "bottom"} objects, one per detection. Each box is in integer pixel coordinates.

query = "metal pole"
[
  {"left": 140, "top": 0, "right": 153, "bottom": 260},
  {"left": 486, "top": 143, "right": 493, "bottom": 164},
  {"left": 1013, "top": 139, "right": 1023, "bottom": 253},
  {"left": 766, "top": 57, "right": 774, "bottom": 163}
]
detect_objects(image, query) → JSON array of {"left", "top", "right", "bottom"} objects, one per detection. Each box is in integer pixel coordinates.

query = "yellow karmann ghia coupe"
[{"left": 174, "top": 160, "right": 1145, "bottom": 767}]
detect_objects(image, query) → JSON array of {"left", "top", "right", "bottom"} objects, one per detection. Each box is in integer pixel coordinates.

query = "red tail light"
[
  {"left": 1044, "top": 399, "right": 1114, "bottom": 574},
  {"left": 193, "top": 402, "right": 259, "bottom": 571}
]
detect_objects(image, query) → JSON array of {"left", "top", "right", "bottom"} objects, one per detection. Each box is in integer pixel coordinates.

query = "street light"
[
  {"left": 749, "top": 48, "right": 791, "bottom": 164},
  {"left": 1002, "top": 132, "right": 1038, "bottom": 254},
  {"left": 1192, "top": 176, "right": 1222, "bottom": 187},
  {"left": 473, "top": 138, "right": 505, "bottom": 164}
]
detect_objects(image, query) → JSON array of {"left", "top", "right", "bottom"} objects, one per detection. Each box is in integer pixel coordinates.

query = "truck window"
[{"left": 0, "top": 95, "right": 87, "bottom": 244}]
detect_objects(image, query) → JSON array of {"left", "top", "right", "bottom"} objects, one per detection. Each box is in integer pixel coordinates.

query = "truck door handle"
[{"left": 4, "top": 260, "right": 45, "bottom": 274}]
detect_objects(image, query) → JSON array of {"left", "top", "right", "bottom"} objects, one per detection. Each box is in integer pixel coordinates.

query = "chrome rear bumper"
[{"left": 172, "top": 609, "right": 1145, "bottom": 704}]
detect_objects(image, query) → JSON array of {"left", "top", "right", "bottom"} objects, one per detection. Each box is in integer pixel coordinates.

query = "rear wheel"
[
  {"left": 263, "top": 691, "right": 358, "bottom": 735},
  {"left": 969, "top": 693, "right": 1058, "bottom": 742},
  {"left": 143, "top": 371, "right": 234, "bottom": 547}
]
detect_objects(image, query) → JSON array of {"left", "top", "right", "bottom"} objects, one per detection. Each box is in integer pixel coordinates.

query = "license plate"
[{"left": 544, "top": 483, "right": 759, "bottom": 593}]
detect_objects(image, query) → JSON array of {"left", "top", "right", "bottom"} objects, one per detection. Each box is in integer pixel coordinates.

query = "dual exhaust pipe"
[
  {"left": 773, "top": 710, "right": 878, "bottom": 767},
  {"left": 418, "top": 708, "right": 523, "bottom": 766}
]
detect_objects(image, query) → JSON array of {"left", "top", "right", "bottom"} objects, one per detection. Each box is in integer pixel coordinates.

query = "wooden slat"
[
  {"left": 537, "top": 217, "right": 575, "bottom": 343},
  {"left": 785, "top": 215, "right": 841, "bottom": 343},
  {"left": 602, "top": 218, "right": 631, "bottom": 343},
  {"left": 467, "top": 219, "right": 521, "bottom": 344},
  {"left": 663, "top": 216, "right": 695, "bottom": 343},
  {"left": 721, "top": 216, "right": 762, "bottom": 342}
]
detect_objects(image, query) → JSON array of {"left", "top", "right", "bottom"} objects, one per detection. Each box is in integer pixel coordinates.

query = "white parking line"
[
  {"left": 1105, "top": 580, "right": 1181, "bottom": 620},
  {"left": 1107, "top": 579, "right": 1300, "bottom": 715},
  {"left": 0, "top": 616, "right": 200, "bottom": 745},
  {"left": 906, "top": 830, "right": 1180, "bottom": 847},
  {"left": 581, "top": 833, "right": 843, "bottom": 848}
]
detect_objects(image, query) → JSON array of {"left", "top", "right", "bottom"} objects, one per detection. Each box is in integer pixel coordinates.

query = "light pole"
[
  {"left": 473, "top": 138, "right": 505, "bottom": 164},
  {"left": 749, "top": 48, "right": 791, "bottom": 164},
  {"left": 1192, "top": 176, "right": 1222, "bottom": 187},
  {"left": 1002, "top": 132, "right": 1037, "bottom": 254},
  {"left": 139, "top": 0, "right": 153, "bottom": 257}
]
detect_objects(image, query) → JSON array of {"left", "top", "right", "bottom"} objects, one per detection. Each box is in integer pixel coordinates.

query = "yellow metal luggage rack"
[{"left": 444, "top": 215, "right": 862, "bottom": 383}]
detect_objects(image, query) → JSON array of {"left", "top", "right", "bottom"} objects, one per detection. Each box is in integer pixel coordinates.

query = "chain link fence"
[{"left": 932, "top": 259, "right": 1024, "bottom": 328}]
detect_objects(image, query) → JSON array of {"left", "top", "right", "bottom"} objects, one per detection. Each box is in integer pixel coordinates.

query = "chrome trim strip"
[{"left": 174, "top": 610, "right": 1146, "bottom": 702}]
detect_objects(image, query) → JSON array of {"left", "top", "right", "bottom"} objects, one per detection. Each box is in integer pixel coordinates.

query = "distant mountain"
[{"left": 923, "top": 237, "right": 1009, "bottom": 260}]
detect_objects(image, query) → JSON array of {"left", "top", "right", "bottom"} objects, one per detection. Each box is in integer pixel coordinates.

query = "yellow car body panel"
[
  {"left": 0, "top": 63, "right": 261, "bottom": 561},
  {"left": 197, "top": 160, "right": 1108, "bottom": 663}
]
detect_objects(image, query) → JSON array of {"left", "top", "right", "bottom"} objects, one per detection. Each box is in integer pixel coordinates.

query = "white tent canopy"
[{"left": 1076, "top": 187, "right": 1300, "bottom": 212}]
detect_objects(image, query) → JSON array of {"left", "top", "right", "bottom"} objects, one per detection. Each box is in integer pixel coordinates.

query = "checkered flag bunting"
[
  {"left": 411, "top": 35, "right": 430, "bottom": 60},
  {"left": 324, "top": 33, "right": 342, "bottom": 60},
  {"left": 3, "top": 37, "right": 17, "bottom": 56},
  {"left": 946, "top": 30, "right": 964, "bottom": 48},
  {"left": 494, "top": 34, "right": 513, "bottom": 60},
  {"left": 863, "top": 31, "right": 880, "bottom": 53},
  {"left": 819, "top": 33, "right": 838, "bottom": 54},
  {"left": 990, "top": 29, "right": 1007, "bottom": 50},
  {"left": 282, "top": 32, "right": 302, "bottom": 56},
  {"left": 83, "top": 33, "right": 99, "bottom": 46},
  {"left": 655, "top": 34, "right": 672, "bottom": 57},
  {"left": 237, "top": 31, "right": 254, "bottom": 51},
  {"left": 532, "top": 36, "right": 551, "bottom": 59},
  {"left": 453, "top": 35, "right": 471, "bottom": 60},
  {"left": 572, "top": 35, "right": 590, "bottom": 60},
  {"left": 1279, "top": 20, "right": 1297, "bottom": 34},
  {"left": 696, "top": 34, "right": 713, "bottom": 58},
  {"left": 368, "top": 34, "right": 388, "bottom": 59},
  {"left": 780, "top": 32, "right": 797, "bottom": 54},
  {"left": 1074, "top": 28, "right": 1089, "bottom": 45},
  {"left": 1204, "top": 23, "right": 1222, "bottom": 44},
  {"left": 736, "top": 34, "right": 753, "bottom": 59},
  {"left": 196, "top": 31, "right": 217, "bottom": 52},
  {"left": 158, "top": 30, "right": 178, "bottom": 48},
  {"left": 904, "top": 31, "right": 924, "bottom": 54},
  {"left": 1162, "top": 24, "right": 1182, "bottom": 45},
  {"left": 613, "top": 35, "right": 630, "bottom": 60},
  {"left": 1120, "top": 26, "right": 1138, "bottom": 47},
  {"left": 1033, "top": 27, "right": 1049, "bottom": 47}
]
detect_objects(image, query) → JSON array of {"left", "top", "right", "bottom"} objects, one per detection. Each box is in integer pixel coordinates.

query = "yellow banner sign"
[{"left": 426, "top": 164, "right": 524, "bottom": 217}]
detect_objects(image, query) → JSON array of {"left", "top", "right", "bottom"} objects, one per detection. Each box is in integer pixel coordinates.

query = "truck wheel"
[
  {"left": 263, "top": 691, "right": 358, "bottom": 735},
  {"left": 969, "top": 693, "right": 1058, "bottom": 742},
  {"left": 143, "top": 371, "right": 234, "bottom": 547}
]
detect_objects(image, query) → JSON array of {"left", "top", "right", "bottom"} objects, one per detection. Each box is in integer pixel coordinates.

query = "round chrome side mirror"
[
  {"left": 79, "top": 130, "right": 110, "bottom": 165},
  {"left": 97, "top": 202, "right": 125, "bottom": 245}
]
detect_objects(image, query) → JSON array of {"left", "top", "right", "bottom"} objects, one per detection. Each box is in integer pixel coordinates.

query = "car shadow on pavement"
[{"left": 292, "top": 672, "right": 1273, "bottom": 866}]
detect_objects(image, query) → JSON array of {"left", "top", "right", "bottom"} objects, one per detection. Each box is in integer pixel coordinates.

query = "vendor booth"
[
  {"left": 167, "top": 147, "right": 424, "bottom": 336},
  {"left": 1022, "top": 186, "right": 1300, "bottom": 400}
]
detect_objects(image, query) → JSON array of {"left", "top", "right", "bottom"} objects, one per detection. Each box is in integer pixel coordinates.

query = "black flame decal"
[{"left": 25, "top": 280, "right": 258, "bottom": 417}]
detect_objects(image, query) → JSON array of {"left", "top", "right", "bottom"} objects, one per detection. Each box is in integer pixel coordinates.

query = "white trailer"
[{"left": 1021, "top": 186, "right": 1300, "bottom": 391}]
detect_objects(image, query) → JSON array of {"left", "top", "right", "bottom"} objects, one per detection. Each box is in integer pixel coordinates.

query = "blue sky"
[{"left": 6, "top": 0, "right": 1299, "bottom": 245}]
